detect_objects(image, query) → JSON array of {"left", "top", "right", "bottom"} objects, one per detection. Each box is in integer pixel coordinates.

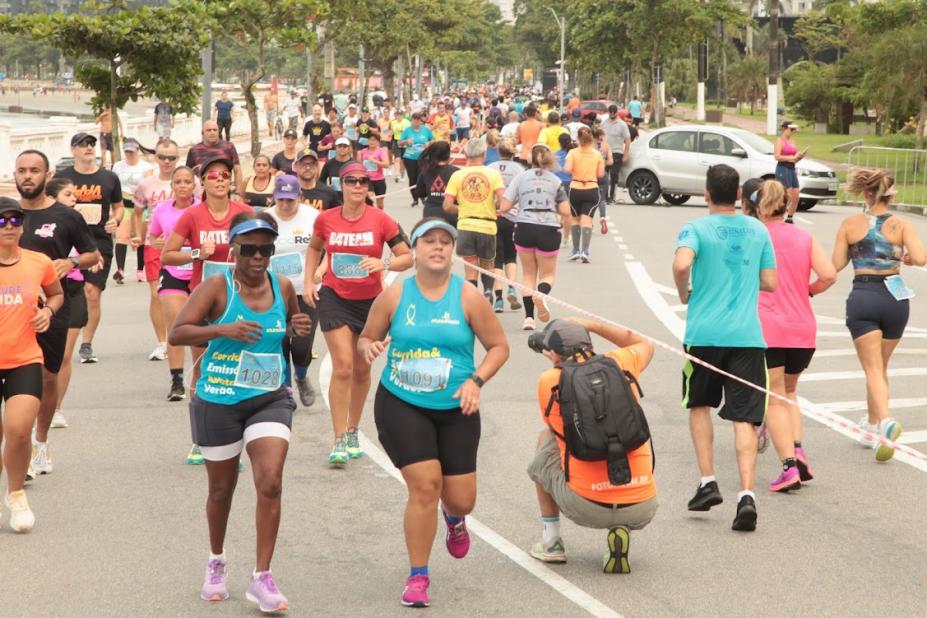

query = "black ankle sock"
[
  {"left": 537, "top": 282, "right": 552, "bottom": 295},
  {"left": 136, "top": 246, "right": 145, "bottom": 270},
  {"left": 115, "top": 243, "right": 127, "bottom": 271},
  {"left": 782, "top": 458, "right": 797, "bottom": 470},
  {"left": 793, "top": 441, "right": 802, "bottom": 449},
  {"left": 170, "top": 368, "right": 183, "bottom": 384},
  {"left": 523, "top": 296, "right": 534, "bottom": 318},
  {"left": 494, "top": 290, "right": 503, "bottom": 300},
  {"left": 480, "top": 273, "right": 494, "bottom": 292}
]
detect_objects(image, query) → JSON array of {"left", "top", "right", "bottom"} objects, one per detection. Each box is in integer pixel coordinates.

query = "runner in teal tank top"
[
  {"left": 359, "top": 217, "right": 509, "bottom": 609},
  {"left": 169, "top": 212, "right": 310, "bottom": 613}
]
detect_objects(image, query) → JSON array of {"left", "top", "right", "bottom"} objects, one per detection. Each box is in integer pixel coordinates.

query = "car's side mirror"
[{"left": 731, "top": 148, "right": 747, "bottom": 158}]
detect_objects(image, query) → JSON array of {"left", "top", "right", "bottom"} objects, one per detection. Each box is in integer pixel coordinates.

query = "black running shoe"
[
  {"left": 687, "top": 481, "right": 723, "bottom": 511},
  {"left": 167, "top": 380, "right": 185, "bottom": 402},
  {"left": 732, "top": 495, "right": 758, "bottom": 532}
]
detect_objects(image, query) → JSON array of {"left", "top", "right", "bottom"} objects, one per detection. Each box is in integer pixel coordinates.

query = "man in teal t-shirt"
[{"left": 672, "top": 164, "right": 777, "bottom": 534}]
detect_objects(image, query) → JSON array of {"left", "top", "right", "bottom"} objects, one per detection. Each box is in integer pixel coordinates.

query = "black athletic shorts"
[
  {"left": 189, "top": 387, "right": 295, "bottom": 448},
  {"left": 37, "top": 325, "right": 68, "bottom": 374},
  {"left": 765, "top": 348, "right": 815, "bottom": 374},
  {"left": 82, "top": 251, "right": 113, "bottom": 291},
  {"left": 317, "top": 285, "right": 374, "bottom": 334},
  {"left": 0, "top": 363, "right": 43, "bottom": 401},
  {"left": 374, "top": 384, "right": 480, "bottom": 475},
  {"left": 494, "top": 217, "right": 517, "bottom": 268},
  {"left": 370, "top": 178, "right": 387, "bottom": 197},
  {"left": 68, "top": 279, "right": 88, "bottom": 328},
  {"left": 158, "top": 268, "right": 191, "bottom": 296},
  {"left": 569, "top": 187, "right": 601, "bottom": 218},
  {"left": 682, "top": 346, "right": 767, "bottom": 425},
  {"left": 846, "top": 277, "right": 909, "bottom": 340},
  {"left": 456, "top": 229, "right": 496, "bottom": 262},
  {"left": 514, "top": 222, "right": 561, "bottom": 254}
]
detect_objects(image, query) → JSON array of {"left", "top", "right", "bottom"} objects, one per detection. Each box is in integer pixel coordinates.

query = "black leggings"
[
  {"left": 608, "top": 157, "right": 623, "bottom": 201},
  {"left": 217, "top": 118, "right": 232, "bottom": 141},
  {"left": 282, "top": 297, "right": 319, "bottom": 383},
  {"left": 403, "top": 158, "right": 420, "bottom": 203},
  {"left": 115, "top": 242, "right": 145, "bottom": 272}
]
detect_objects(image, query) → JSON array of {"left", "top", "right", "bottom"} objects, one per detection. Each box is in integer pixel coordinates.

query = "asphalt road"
[{"left": 4, "top": 186, "right": 927, "bottom": 617}]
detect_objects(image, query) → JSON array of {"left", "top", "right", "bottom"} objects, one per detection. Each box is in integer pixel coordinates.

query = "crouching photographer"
[{"left": 527, "top": 317, "right": 658, "bottom": 573}]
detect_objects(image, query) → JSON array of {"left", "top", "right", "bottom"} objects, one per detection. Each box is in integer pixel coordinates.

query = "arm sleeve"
[
  {"left": 503, "top": 174, "right": 519, "bottom": 203},
  {"left": 132, "top": 180, "right": 146, "bottom": 207},
  {"left": 676, "top": 222, "right": 699, "bottom": 254},
  {"left": 554, "top": 182, "right": 568, "bottom": 203},
  {"left": 109, "top": 176, "right": 123, "bottom": 205}
]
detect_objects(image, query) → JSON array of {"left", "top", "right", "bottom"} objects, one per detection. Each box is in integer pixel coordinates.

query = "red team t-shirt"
[
  {"left": 170, "top": 201, "right": 253, "bottom": 288},
  {"left": 313, "top": 206, "right": 401, "bottom": 300}
]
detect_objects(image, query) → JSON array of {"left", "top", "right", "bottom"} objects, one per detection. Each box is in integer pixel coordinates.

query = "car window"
[
  {"left": 698, "top": 133, "right": 739, "bottom": 156},
  {"left": 650, "top": 131, "right": 696, "bottom": 152}
]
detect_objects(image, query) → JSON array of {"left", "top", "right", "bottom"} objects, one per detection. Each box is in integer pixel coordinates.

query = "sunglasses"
[
  {"left": 205, "top": 170, "right": 231, "bottom": 181},
  {"left": 235, "top": 242, "right": 276, "bottom": 258},
  {"left": 0, "top": 214, "right": 24, "bottom": 228},
  {"left": 157, "top": 154, "right": 179, "bottom": 162},
  {"left": 76, "top": 141, "right": 96, "bottom": 148},
  {"left": 342, "top": 176, "right": 369, "bottom": 186}
]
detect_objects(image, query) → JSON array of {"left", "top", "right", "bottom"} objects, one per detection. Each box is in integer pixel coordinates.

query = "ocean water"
[{"left": 0, "top": 111, "right": 56, "bottom": 130}]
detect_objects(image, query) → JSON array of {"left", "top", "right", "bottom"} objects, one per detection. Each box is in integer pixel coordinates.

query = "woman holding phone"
[{"left": 774, "top": 121, "right": 805, "bottom": 223}]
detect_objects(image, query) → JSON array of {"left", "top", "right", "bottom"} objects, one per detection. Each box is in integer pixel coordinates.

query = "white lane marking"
[
  {"left": 624, "top": 253, "right": 635, "bottom": 260},
  {"left": 803, "top": 367, "right": 927, "bottom": 382},
  {"left": 653, "top": 283, "right": 678, "bottom": 297},
  {"left": 794, "top": 215, "right": 813, "bottom": 225},
  {"left": 668, "top": 304, "right": 688, "bottom": 313},
  {"left": 816, "top": 397, "right": 927, "bottom": 413},
  {"left": 624, "top": 260, "right": 927, "bottom": 474},
  {"left": 897, "top": 430, "right": 927, "bottom": 445},
  {"left": 618, "top": 244, "right": 629, "bottom": 250},
  {"left": 815, "top": 314, "right": 845, "bottom": 325},
  {"left": 317, "top": 272, "right": 622, "bottom": 618},
  {"left": 612, "top": 237, "right": 622, "bottom": 243}
]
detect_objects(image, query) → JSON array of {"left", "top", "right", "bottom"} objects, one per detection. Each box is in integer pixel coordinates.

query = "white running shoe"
[
  {"left": 522, "top": 317, "right": 536, "bottom": 331},
  {"left": 31, "top": 443, "right": 53, "bottom": 475},
  {"left": 858, "top": 417, "right": 878, "bottom": 449},
  {"left": 149, "top": 342, "right": 167, "bottom": 361},
  {"left": 51, "top": 411, "right": 69, "bottom": 429},
  {"left": 5, "top": 490, "right": 35, "bottom": 533}
]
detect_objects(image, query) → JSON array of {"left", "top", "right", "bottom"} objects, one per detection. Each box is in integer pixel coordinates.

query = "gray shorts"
[
  {"left": 189, "top": 387, "right": 295, "bottom": 461},
  {"left": 527, "top": 435, "right": 658, "bottom": 530},
  {"left": 456, "top": 229, "right": 496, "bottom": 262}
]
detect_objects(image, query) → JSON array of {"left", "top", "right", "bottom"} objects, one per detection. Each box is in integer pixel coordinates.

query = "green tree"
[
  {"left": 727, "top": 53, "right": 766, "bottom": 114},
  {"left": 783, "top": 60, "right": 837, "bottom": 123},
  {"left": 208, "top": 0, "right": 323, "bottom": 157},
  {"left": 0, "top": 0, "right": 211, "bottom": 161}
]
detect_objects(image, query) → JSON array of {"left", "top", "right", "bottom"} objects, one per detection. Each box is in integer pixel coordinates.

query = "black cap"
[
  {"left": 70, "top": 132, "right": 97, "bottom": 146},
  {"left": 283, "top": 129, "right": 298, "bottom": 139},
  {"left": 608, "top": 104, "right": 619, "bottom": 113},
  {"left": 0, "top": 197, "right": 24, "bottom": 216},
  {"left": 198, "top": 155, "right": 234, "bottom": 177},
  {"left": 527, "top": 319, "right": 593, "bottom": 356},
  {"left": 296, "top": 147, "right": 319, "bottom": 162}
]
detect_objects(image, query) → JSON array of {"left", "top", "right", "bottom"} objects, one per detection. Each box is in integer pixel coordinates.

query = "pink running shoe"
[
  {"left": 200, "top": 559, "right": 229, "bottom": 602},
  {"left": 794, "top": 446, "right": 814, "bottom": 481},
  {"left": 246, "top": 571, "right": 288, "bottom": 613},
  {"left": 401, "top": 574, "right": 430, "bottom": 608},
  {"left": 444, "top": 513, "right": 470, "bottom": 559},
  {"left": 769, "top": 465, "right": 801, "bottom": 493}
]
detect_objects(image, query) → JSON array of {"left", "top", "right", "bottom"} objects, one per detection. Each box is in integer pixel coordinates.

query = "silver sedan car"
[{"left": 619, "top": 125, "right": 838, "bottom": 209}]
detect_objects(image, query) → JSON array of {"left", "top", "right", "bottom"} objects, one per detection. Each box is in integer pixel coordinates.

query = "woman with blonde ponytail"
[
  {"left": 832, "top": 168, "right": 927, "bottom": 461},
  {"left": 755, "top": 180, "right": 836, "bottom": 491}
]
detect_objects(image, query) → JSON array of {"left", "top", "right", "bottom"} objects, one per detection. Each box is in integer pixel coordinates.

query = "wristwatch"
[
  {"left": 69, "top": 256, "right": 80, "bottom": 268},
  {"left": 190, "top": 249, "right": 201, "bottom": 261},
  {"left": 469, "top": 373, "right": 485, "bottom": 387},
  {"left": 383, "top": 256, "right": 392, "bottom": 271}
]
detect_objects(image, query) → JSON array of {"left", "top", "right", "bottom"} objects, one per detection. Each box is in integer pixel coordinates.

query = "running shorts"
[
  {"left": 370, "top": 178, "right": 387, "bottom": 198},
  {"left": 775, "top": 165, "right": 799, "bottom": 189},
  {"left": 681, "top": 346, "right": 767, "bottom": 425},
  {"left": 494, "top": 217, "right": 517, "bottom": 268},
  {"left": 569, "top": 187, "right": 600, "bottom": 218},
  {"left": 158, "top": 268, "right": 191, "bottom": 297},
  {"left": 0, "top": 363, "right": 43, "bottom": 401},
  {"left": 68, "top": 279, "right": 88, "bottom": 329},
  {"left": 189, "top": 387, "right": 295, "bottom": 461},
  {"left": 514, "top": 222, "right": 561, "bottom": 255},
  {"left": 846, "top": 276, "right": 909, "bottom": 340},
  {"left": 528, "top": 434, "right": 658, "bottom": 530},
  {"left": 100, "top": 132, "right": 113, "bottom": 152},
  {"left": 144, "top": 245, "right": 161, "bottom": 283},
  {"left": 765, "top": 348, "right": 815, "bottom": 374},
  {"left": 37, "top": 324, "right": 68, "bottom": 374},
  {"left": 317, "top": 285, "right": 374, "bottom": 334},
  {"left": 82, "top": 251, "right": 113, "bottom": 291},
  {"left": 392, "top": 142, "right": 405, "bottom": 158},
  {"left": 456, "top": 229, "right": 496, "bottom": 262},
  {"left": 374, "top": 384, "right": 480, "bottom": 475}
]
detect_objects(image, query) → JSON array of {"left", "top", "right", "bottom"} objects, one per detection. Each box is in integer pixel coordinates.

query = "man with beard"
[
  {"left": 185, "top": 119, "right": 242, "bottom": 194},
  {"left": 294, "top": 148, "right": 340, "bottom": 212},
  {"left": 302, "top": 105, "right": 331, "bottom": 154},
  {"left": 14, "top": 149, "right": 100, "bottom": 474},
  {"left": 55, "top": 133, "right": 124, "bottom": 365}
]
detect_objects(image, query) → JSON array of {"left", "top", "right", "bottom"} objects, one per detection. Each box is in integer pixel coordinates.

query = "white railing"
[{"left": 844, "top": 146, "right": 927, "bottom": 208}]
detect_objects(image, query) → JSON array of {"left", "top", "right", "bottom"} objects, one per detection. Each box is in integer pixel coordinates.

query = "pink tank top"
[
  {"left": 780, "top": 139, "right": 797, "bottom": 157},
  {"left": 759, "top": 222, "right": 816, "bottom": 348}
]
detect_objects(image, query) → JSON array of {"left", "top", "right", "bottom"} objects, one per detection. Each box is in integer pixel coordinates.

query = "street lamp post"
[{"left": 548, "top": 7, "right": 565, "bottom": 114}]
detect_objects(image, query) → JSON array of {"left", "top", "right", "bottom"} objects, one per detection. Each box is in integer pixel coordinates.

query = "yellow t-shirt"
[
  {"left": 445, "top": 166, "right": 504, "bottom": 235},
  {"left": 538, "top": 125, "right": 568, "bottom": 151}
]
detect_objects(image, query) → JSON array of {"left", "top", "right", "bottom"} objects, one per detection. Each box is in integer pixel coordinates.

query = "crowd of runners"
[{"left": 0, "top": 83, "right": 920, "bottom": 613}]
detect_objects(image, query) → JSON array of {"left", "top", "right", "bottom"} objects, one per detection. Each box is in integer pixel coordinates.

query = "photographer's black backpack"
[{"left": 545, "top": 352, "right": 651, "bottom": 486}]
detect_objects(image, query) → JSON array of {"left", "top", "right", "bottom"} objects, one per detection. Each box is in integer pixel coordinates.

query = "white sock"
[
  {"left": 253, "top": 569, "right": 271, "bottom": 577},
  {"left": 737, "top": 489, "right": 756, "bottom": 501},
  {"left": 209, "top": 552, "right": 225, "bottom": 563},
  {"left": 699, "top": 475, "right": 716, "bottom": 488},
  {"left": 541, "top": 516, "right": 561, "bottom": 545}
]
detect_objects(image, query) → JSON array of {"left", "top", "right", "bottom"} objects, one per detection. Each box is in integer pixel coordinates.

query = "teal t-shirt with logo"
[{"left": 676, "top": 213, "right": 776, "bottom": 348}]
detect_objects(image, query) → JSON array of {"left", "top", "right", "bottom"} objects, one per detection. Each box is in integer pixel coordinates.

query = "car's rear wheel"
[
  {"left": 661, "top": 193, "right": 690, "bottom": 206},
  {"left": 797, "top": 199, "right": 817, "bottom": 211},
  {"left": 627, "top": 171, "right": 661, "bottom": 205}
]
